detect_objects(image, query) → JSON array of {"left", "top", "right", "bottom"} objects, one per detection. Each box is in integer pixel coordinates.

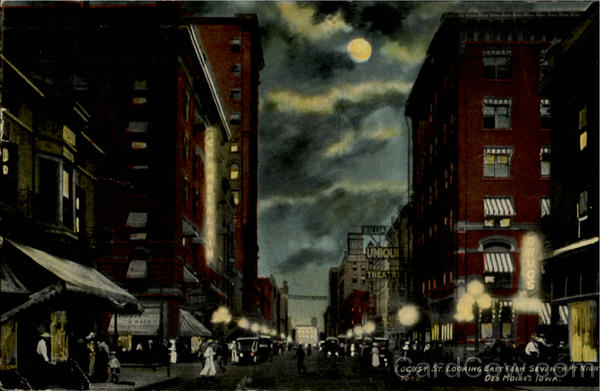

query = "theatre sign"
[{"left": 366, "top": 246, "right": 400, "bottom": 279}]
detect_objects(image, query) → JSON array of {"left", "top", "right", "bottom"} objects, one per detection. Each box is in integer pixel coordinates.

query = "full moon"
[{"left": 347, "top": 38, "right": 372, "bottom": 63}]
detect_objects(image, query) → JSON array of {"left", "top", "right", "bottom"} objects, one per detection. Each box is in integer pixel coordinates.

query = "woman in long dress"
[
  {"left": 199, "top": 343, "right": 217, "bottom": 377},
  {"left": 371, "top": 345, "right": 380, "bottom": 368}
]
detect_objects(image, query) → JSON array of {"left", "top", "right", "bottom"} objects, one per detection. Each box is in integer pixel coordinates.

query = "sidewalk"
[{"left": 88, "top": 362, "right": 201, "bottom": 391}]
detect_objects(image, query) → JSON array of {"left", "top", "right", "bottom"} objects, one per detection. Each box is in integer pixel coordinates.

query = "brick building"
[
  {"left": 0, "top": 5, "right": 263, "bottom": 348},
  {"left": 540, "top": 3, "right": 598, "bottom": 363},
  {"left": 194, "top": 16, "right": 264, "bottom": 317},
  {"left": 405, "top": 10, "right": 580, "bottom": 352}
]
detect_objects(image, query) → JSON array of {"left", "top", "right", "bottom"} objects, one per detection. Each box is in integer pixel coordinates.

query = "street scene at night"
[{"left": 0, "top": 1, "right": 598, "bottom": 390}]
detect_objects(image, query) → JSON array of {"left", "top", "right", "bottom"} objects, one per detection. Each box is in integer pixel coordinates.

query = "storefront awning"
[
  {"left": 179, "top": 309, "right": 211, "bottom": 337},
  {"left": 0, "top": 261, "right": 29, "bottom": 294},
  {"left": 484, "top": 252, "right": 515, "bottom": 273},
  {"left": 109, "top": 307, "right": 160, "bottom": 336},
  {"left": 0, "top": 284, "right": 62, "bottom": 323},
  {"left": 7, "top": 239, "right": 138, "bottom": 310}
]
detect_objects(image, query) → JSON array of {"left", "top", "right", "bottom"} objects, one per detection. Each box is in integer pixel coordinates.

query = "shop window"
[
  {"left": 483, "top": 48, "right": 511, "bottom": 79},
  {"left": 540, "top": 99, "right": 551, "bottom": 129},
  {"left": 483, "top": 98, "right": 511, "bottom": 129},
  {"left": 484, "top": 147, "right": 513, "bottom": 177},
  {"left": 540, "top": 147, "right": 551, "bottom": 177}
]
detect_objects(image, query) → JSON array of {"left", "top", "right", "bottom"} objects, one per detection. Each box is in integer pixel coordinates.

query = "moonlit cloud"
[
  {"left": 380, "top": 40, "right": 427, "bottom": 66},
  {"left": 266, "top": 80, "right": 413, "bottom": 114},
  {"left": 278, "top": 2, "right": 352, "bottom": 40},
  {"left": 324, "top": 124, "right": 403, "bottom": 157},
  {"left": 259, "top": 179, "right": 407, "bottom": 212}
]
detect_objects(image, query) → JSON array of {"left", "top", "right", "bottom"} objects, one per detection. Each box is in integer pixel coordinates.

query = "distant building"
[
  {"left": 294, "top": 325, "right": 318, "bottom": 348},
  {"left": 405, "top": 10, "right": 580, "bottom": 353},
  {"left": 539, "top": 3, "right": 598, "bottom": 363}
]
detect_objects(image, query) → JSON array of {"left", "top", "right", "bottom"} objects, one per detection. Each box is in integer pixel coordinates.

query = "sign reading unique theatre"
[
  {"left": 366, "top": 246, "right": 400, "bottom": 260},
  {"left": 519, "top": 232, "right": 542, "bottom": 295}
]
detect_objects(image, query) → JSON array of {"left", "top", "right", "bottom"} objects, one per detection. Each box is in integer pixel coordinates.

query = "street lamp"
[
  {"left": 238, "top": 317, "right": 250, "bottom": 329},
  {"left": 250, "top": 323, "right": 260, "bottom": 334},
  {"left": 455, "top": 280, "right": 492, "bottom": 353},
  {"left": 398, "top": 304, "right": 420, "bottom": 327}
]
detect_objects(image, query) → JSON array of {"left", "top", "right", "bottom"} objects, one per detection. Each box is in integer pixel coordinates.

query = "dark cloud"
[
  {"left": 276, "top": 247, "right": 338, "bottom": 273},
  {"left": 285, "top": 43, "right": 355, "bottom": 80}
]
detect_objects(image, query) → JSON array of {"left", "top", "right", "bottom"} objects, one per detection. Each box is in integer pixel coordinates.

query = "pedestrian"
[
  {"left": 108, "top": 351, "right": 121, "bottom": 384},
  {"left": 169, "top": 339, "right": 177, "bottom": 364},
  {"left": 85, "top": 332, "right": 96, "bottom": 379},
  {"left": 525, "top": 334, "right": 540, "bottom": 363},
  {"left": 230, "top": 341, "right": 239, "bottom": 364},
  {"left": 199, "top": 341, "right": 217, "bottom": 377},
  {"left": 292, "top": 344, "right": 306, "bottom": 374},
  {"left": 33, "top": 331, "right": 51, "bottom": 388},
  {"left": 95, "top": 337, "right": 110, "bottom": 382},
  {"left": 371, "top": 345, "right": 380, "bottom": 368}
]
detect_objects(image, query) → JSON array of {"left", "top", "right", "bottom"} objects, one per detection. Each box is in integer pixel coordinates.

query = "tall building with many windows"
[
  {"left": 195, "top": 16, "right": 264, "bottom": 317},
  {"left": 405, "top": 11, "right": 580, "bottom": 353},
  {"left": 540, "top": 3, "right": 598, "bottom": 363}
]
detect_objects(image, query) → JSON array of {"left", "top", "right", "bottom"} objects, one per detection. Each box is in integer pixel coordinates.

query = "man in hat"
[{"left": 33, "top": 331, "right": 51, "bottom": 388}]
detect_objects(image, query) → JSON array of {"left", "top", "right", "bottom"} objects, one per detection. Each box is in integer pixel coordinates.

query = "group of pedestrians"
[{"left": 198, "top": 340, "right": 229, "bottom": 377}]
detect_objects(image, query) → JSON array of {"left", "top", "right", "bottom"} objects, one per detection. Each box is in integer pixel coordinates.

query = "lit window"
[
  {"left": 230, "top": 140, "right": 239, "bottom": 153},
  {"left": 580, "top": 131, "right": 588, "bottom": 151},
  {"left": 579, "top": 105, "right": 587, "bottom": 130},
  {"left": 483, "top": 147, "right": 513, "bottom": 177},
  {"left": 483, "top": 48, "right": 511, "bottom": 79},
  {"left": 230, "top": 163, "right": 240, "bottom": 180},
  {"left": 540, "top": 147, "right": 551, "bottom": 177},
  {"left": 131, "top": 141, "right": 147, "bottom": 150},
  {"left": 231, "top": 190, "right": 240, "bottom": 206},
  {"left": 540, "top": 99, "right": 551, "bottom": 129},
  {"left": 483, "top": 98, "right": 512, "bottom": 129},
  {"left": 484, "top": 197, "right": 515, "bottom": 228}
]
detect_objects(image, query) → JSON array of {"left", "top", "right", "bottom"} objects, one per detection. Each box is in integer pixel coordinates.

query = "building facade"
[
  {"left": 405, "top": 11, "right": 580, "bottom": 353},
  {"left": 540, "top": 3, "right": 599, "bottom": 363},
  {"left": 195, "top": 16, "right": 264, "bottom": 317}
]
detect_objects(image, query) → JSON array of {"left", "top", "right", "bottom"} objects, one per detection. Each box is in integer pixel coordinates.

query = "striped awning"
[
  {"left": 558, "top": 305, "right": 568, "bottom": 325},
  {"left": 541, "top": 197, "right": 551, "bottom": 217},
  {"left": 484, "top": 97, "right": 511, "bottom": 106},
  {"left": 126, "top": 212, "right": 148, "bottom": 228},
  {"left": 539, "top": 302, "right": 552, "bottom": 325},
  {"left": 484, "top": 197, "right": 515, "bottom": 217},
  {"left": 484, "top": 253, "right": 515, "bottom": 273},
  {"left": 483, "top": 48, "right": 511, "bottom": 56},
  {"left": 539, "top": 147, "right": 551, "bottom": 159}
]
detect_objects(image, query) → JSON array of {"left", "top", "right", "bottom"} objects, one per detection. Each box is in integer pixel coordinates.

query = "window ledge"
[
  {"left": 482, "top": 177, "right": 513, "bottom": 180},
  {"left": 483, "top": 128, "right": 513, "bottom": 131}
]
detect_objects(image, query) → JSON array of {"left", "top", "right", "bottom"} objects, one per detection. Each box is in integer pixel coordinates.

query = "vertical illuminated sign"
[
  {"left": 519, "top": 232, "right": 542, "bottom": 296},
  {"left": 205, "top": 127, "right": 218, "bottom": 268}
]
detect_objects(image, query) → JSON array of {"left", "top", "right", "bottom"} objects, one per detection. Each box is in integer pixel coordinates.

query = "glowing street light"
[
  {"left": 346, "top": 329, "right": 353, "bottom": 339},
  {"left": 398, "top": 304, "right": 420, "bottom": 327},
  {"left": 237, "top": 317, "right": 249, "bottom": 329},
  {"left": 211, "top": 306, "right": 232, "bottom": 324},
  {"left": 353, "top": 325, "right": 364, "bottom": 338},
  {"left": 250, "top": 323, "right": 260, "bottom": 333},
  {"left": 364, "top": 320, "right": 376, "bottom": 335},
  {"left": 455, "top": 279, "right": 493, "bottom": 353}
]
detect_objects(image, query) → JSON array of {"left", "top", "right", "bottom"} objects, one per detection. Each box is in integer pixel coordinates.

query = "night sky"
[{"left": 191, "top": 1, "right": 590, "bottom": 329}]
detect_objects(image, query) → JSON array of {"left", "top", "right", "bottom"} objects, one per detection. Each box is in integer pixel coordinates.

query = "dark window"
[
  {"left": 231, "top": 88, "right": 241, "bottom": 100},
  {"left": 38, "top": 158, "right": 59, "bottom": 224},
  {"left": 540, "top": 99, "right": 551, "bottom": 129},
  {"left": 540, "top": 147, "right": 551, "bottom": 177},
  {"left": 483, "top": 98, "right": 511, "bottom": 129},
  {"left": 231, "top": 37, "right": 241, "bottom": 52},
  {"left": 483, "top": 48, "right": 511, "bottom": 79},
  {"left": 232, "top": 64, "right": 241, "bottom": 76}
]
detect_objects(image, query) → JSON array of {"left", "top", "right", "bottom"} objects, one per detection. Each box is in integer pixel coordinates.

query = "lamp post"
[{"left": 455, "top": 280, "right": 491, "bottom": 354}]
